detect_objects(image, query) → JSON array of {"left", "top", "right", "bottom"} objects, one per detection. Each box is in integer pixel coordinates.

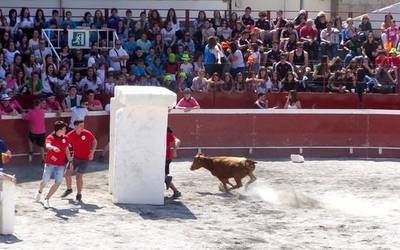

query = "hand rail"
[{"left": 41, "top": 29, "right": 61, "bottom": 62}]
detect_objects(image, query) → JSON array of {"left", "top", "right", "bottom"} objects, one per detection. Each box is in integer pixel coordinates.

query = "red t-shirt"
[
  {"left": 300, "top": 26, "right": 318, "bottom": 40},
  {"left": 166, "top": 128, "right": 175, "bottom": 161},
  {"left": 375, "top": 56, "right": 391, "bottom": 67},
  {"left": 67, "top": 129, "right": 95, "bottom": 160},
  {"left": 45, "top": 134, "right": 69, "bottom": 166},
  {"left": 176, "top": 96, "right": 200, "bottom": 108}
]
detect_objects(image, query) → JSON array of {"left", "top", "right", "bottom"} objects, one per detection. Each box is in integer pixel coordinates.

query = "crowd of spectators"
[{"left": 1, "top": 6, "right": 400, "bottom": 114}]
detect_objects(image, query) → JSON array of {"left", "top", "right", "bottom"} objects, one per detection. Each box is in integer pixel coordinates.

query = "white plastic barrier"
[
  {"left": 110, "top": 86, "right": 176, "bottom": 205},
  {"left": 0, "top": 173, "right": 16, "bottom": 235}
]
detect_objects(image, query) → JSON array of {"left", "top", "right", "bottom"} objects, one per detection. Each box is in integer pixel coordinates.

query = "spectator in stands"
[
  {"left": 382, "top": 20, "right": 398, "bottom": 52},
  {"left": 343, "top": 18, "right": 356, "bottom": 42},
  {"left": 228, "top": 41, "right": 245, "bottom": 77},
  {"left": 23, "top": 99, "right": 45, "bottom": 162},
  {"left": 0, "top": 94, "right": 18, "bottom": 115},
  {"left": 62, "top": 85, "right": 82, "bottom": 111},
  {"left": 234, "top": 72, "right": 246, "bottom": 93},
  {"left": 79, "top": 12, "right": 92, "bottom": 28},
  {"left": 264, "top": 40, "right": 282, "bottom": 66},
  {"left": 109, "top": 40, "right": 129, "bottom": 72},
  {"left": 289, "top": 42, "right": 309, "bottom": 72},
  {"left": 311, "top": 55, "right": 330, "bottom": 92},
  {"left": 320, "top": 21, "right": 340, "bottom": 59},
  {"left": 86, "top": 90, "right": 103, "bottom": 111},
  {"left": 359, "top": 15, "right": 372, "bottom": 33},
  {"left": 136, "top": 33, "right": 152, "bottom": 54},
  {"left": 300, "top": 19, "right": 319, "bottom": 60},
  {"left": 26, "top": 71, "right": 42, "bottom": 95},
  {"left": 61, "top": 11, "right": 76, "bottom": 29},
  {"left": 254, "top": 92, "right": 268, "bottom": 109},
  {"left": 274, "top": 53, "right": 294, "bottom": 81},
  {"left": 343, "top": 34, "right": 363, "bottom": 66},
  {"left": 80, "top": 67, "right": 102, "bottom": 93},
  {"left": 17, "top": 7, "right": 34, "bottom": 37},
  {"left": 280, "top": 71, "right": 300, "bottom": 92},
  {"left": 191, "top": 69, "right": 207, "bottom": 92},
  {"left": 44, "top": 93, "right": 62, "bottom": 113},
  {"left": 161, "top": 21, "right": 177, "bottom": 48},
  {"left": 41, "top": 63, "right": 58, "bottom": 94},
  {"left": 271, "top": 10, "right": 287, "bottom": 42},
  {"left": 314, "top": 11, "right": 327, "bottom": 36},
  {"left": 211, "top": 10, "right": 223, "bottom": 30},
  {"left": 381, "top": 14, "right": 393, "bottom": 31},
  {"left": 362, "top": 32, "right": 379, "bottom": 62},
  {"left": 47, "top": 9, "right": 60, "bottom": 28},
  {"left": 34, "top": 39, "right": 51, "bottom": 64},
  {"left": 328, "top": 70, "right": 347, "bottom": 93},
  {"left": 242, "top": 6, "right": 255, "bottom": 26},
  {"left": 216, "top": 20, "right": 232, "bottom": 41},
  {"left": 221, "top": 72, "right": 234, "bottom": 93},
  {"left": 148, "top": 10, "right": 163, "bottom": 29},
  {"left": 175, "top": 88, "right": 200, "bottom": 111},
  {"left": 284, "top": 90, "right": 302, "bottom": 109}
]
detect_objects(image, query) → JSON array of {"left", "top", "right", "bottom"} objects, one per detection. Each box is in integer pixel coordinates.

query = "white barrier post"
[
  {"left": 110, "top": 86, "right": 176, "bottom": 205},
  {"left": 0, "top": 173, "right": 16, "bottom": 235}
]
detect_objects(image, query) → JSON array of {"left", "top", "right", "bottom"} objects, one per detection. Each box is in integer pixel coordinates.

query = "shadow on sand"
[
  {"left": 49, "top": 200, "right": 104, "bottom": 221},
  {"left": 0, "top": 234, "right": 23, "bottom": 244},
  {"left": 116, "top": 198, "right": 196, "bottom": 220}
]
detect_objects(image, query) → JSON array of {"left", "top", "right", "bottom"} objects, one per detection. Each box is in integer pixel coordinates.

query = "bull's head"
[{"left": 190, "top": 153, "right": 205, "bottom": 171}]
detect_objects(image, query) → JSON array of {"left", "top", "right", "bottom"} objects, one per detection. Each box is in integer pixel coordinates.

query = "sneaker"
[
  {"left": 76, "top": 194, "right": 82, "bottom": 202},
  {"left": 28, "top": 152, "right": 33, "bottom": 163},
  {"left": 61, "top": 189, "right": 73, "bottom": 198},
  {"left": 165, "top": 176, "right": 172, "bottom": 190},
  {"left": 43, "top": 199, "right": 50, "bottom": 209},
  {"left": 34, "top": 192, "right": 41, "bottom": 202},
  {"left": 173, "top": 191, "right": 181, "bottom": 198}
]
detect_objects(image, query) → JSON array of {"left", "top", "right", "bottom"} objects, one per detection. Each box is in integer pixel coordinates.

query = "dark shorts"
[
  {"left": 73, "top": 159, "right": 89, "bottom": 174},
  {"left": 29, "top": 133, "right": 45, "bottom": 147},
  {"left": 165, "top": 160, "right": 171, "bottom": 176}
]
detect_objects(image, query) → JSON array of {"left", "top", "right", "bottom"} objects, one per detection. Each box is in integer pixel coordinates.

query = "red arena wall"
[{"left": 1, "top": 109, "right": 400, "bottom": 162}]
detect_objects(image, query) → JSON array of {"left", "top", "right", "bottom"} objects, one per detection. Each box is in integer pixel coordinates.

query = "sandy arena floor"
[{"left": 1, "top": 159, "right": 400, "bottom": 250}]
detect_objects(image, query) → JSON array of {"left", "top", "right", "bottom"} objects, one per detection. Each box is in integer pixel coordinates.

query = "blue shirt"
[
  {"left": 149, "top": 63, "right": 164, "bottom": 77},
  {"left": 123, "top": 41, "right": 137, "bottom": 55},
  {"left": 108, "top": 16, "right": 121, "bottom": 29},
  {"left": 131, "top": 65, "right": 147, "bottom": 77},
  {"left": 61, "top": 19, "right": 76, "bottom": 29},
  {"left": 136, "top": 39, "right": 152, "bottom": 53},
  {"left": 204, "top": 45, "right": 216, "bottom": 65}
]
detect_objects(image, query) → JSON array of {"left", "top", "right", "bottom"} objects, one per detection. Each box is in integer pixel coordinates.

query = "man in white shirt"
[
  {"left": 34, "top": 39, "right": 52, "bottom": 64},
  {"left": 320, "top": 21, "right": 340, "bottom": 59},
  {"left": 69, "top": 101, "right": 89, "bottom": 130},
  {"left": 109, "top": 41, "right": 129, "bottom": 72}
]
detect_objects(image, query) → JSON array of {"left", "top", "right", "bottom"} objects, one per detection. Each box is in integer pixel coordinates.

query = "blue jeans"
[
  {"left": 320, "top": 42, "right": 338, "bottom": 59},
  {"left": 42, "top": 164, "right": 65, "bottom": 184}
]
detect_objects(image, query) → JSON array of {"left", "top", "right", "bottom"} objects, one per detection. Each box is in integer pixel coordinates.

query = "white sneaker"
[
  {"left": 28, "top": 153, "right": 33, "bottom": 162},
  {"left": 34, "top": 192, "right": 41, "bottom": 202},
  {"left": 43, "top": 199, "right": 50, "bottom": 209}
]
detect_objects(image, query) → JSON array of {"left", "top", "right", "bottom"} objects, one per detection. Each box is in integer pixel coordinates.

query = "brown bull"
[{"left": 190, "top": 154, "right": 257, "bottom": 192}]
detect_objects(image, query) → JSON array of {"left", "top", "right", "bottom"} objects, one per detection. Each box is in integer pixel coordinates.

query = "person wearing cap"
[
  {"left": 176, "top": 71, "right": 189, "bottom": 92},
  {"left": 0, "top": 94, "right": 19, "bottom": 116},
  {"left": 23, "top": 99, "right": 46, "bottom": 162},
  {"left": 180, "top": 53, "right": 194, "bottom": 78},
  {"left": 163, "top": 74, "right": 176, "bottom": 92},
  {"left": 175, "top": 88, "right": 200, "bottom": 112}
]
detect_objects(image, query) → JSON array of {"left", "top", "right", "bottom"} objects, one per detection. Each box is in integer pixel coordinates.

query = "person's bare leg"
[
  {"left": 76, "top": 173, "right": 83, "bottom": 195},
  {"left": 65, "top": 168, "right": 73, "bottom": 190},
  {"left": 38, "top": 181, "right": 47, "bottom": 193},
  {"left": 45, "top": 183, "right": 61, "bottom": 199},
  {"left": 28, "top": 140, "right": 34, "bottom": 162},
  {"left": 39, "top": 147, "right": 45, "bottom": 162}
]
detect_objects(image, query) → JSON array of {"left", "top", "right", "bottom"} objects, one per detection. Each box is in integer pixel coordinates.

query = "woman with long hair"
[
  {"left": 166, "top": 8, "right": 180, "bottom": 33},
  {"left": 234, "top": 72, "right": 246, "bottom": 93},
  {"left": 93, "top": 9, "right": 105, "bottom": 29},
  {"left": 148, "top": 10, "right": 163, "bottom": 29},
  {"left": 284, "top": 90, "right": 302, "bottom": 109},
  {"left": 221, "top": 72, "right": 234, "bottom": 93},
  {"left": 34, "top": 8, "right": 46, "bottom": 30},
  {"left": 211, "top": 10, "right": 223, "bottom": 29}
]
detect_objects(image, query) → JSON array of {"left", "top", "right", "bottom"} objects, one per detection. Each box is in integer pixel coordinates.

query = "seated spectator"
[
  {"left": 310, "top": 55, "right": 330, "bottom": 92},
  {"left": 343, "top": 18, "right": 356, "bottom": 42},
  {"left": 289, "top": 42, "right": 309, "bottom": 72},
  {"left": 264, "top": 40, "right": 282, "bottom": 66},
  {"left": 44, "top": 93, "right": 62, "bottom": 112},
  {"left": 359, "top": 15, "right": 372, "bottom": 33},
  {"left": 0, "top": 94, "right": 19, "bottom": 115},
  {"left": 180, "top": 54, "right": 194, "bottom": 79},
  {"left": 104, "top": 74, "right": 116, "bottom": 94},
  {"left": 274, "top": 53, "right": 294, "bottom": 81},
  {"left": 109, "top": 40, "right": 129, "bottom": 72},
  {"left": 7, "top": 89, "right": 23, "bottom": 113},
  {"left": 61, "top": 11, "right": 76, "bottom": 29},
  {"left": 23, "top": 99, "right": 46, "bottom": 162},
  {"left": 163, "top": 74, "right": 176, "bottom": 92},
  {"left": 271, "top": 10, "right": 287, "bottom": 42},
  {"left": 136, "top": 33, "right": 152, "bottom": 54},
  {"left": 284, "top": 90, "right": 302, "bottom": 109},
  {"left": 62, "top": 85, "right": 82, "bottom": 111},
  {"left": 320, "top": 21, "right": 340, "bottom": 59},
  {"left": 206, "top": 72, "right": 224, "bottom": 92},
  {"left": 80, "top": 67, "right": 102, "bottom": 93},
  {"left": 175, "top": 88, "right": 200, "bottom": 111},
  {"left": 79, "top": 11, "right": 92, "bottom": 27},
  {"left": 161, "top": 21, "right": 176, "bottom": 48},
  {"left": 328, "top": 71, "right": 348, "bottom": 93},
  {"left": 280, "top": 71, "right": 300, "bottom": 92},
  {"left": 234, "top": 72, "right": 246, "bottom": 93},
  {"left": 148, "top": 56, "right": 164, "bottom": 79},
  {"left": 362, "top": 32, "right": 379, "bottom": 62},
  {"left": 34, "top": 39, "right": 51, "bottom": 64},
  {"left": 176, "top": 72, "right": 189, "bottom": 92},
  {"left": 86, "top": 90, "right": 103, "bottom": 111},
  {"left": 254, "top": 92, "right": 268, "bottom": 109},
  {"left": 228, "top": 42, "right": 245, "bottom": 77},
  {"left": 131, "top": 59, "right": 148, "bottom": 78},
  {"left": 216, "top": 20, "right": 232, "bottom": 41},
  {"left": 191, "top": 69, "right": 207, "bottom": 92},
  {"left": 299, "top": 19, "right": 319, "bottom": 60},
  {"left": 221, "top": 72, "right": 234, "bottom": 93}
]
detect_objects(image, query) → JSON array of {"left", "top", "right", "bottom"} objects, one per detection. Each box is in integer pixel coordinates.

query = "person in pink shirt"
[
  {"left": 0, "top": 94, "right": 19, "bottom": 116},
  {"left": 300, "top": 19, "right": 319, "bottom": 60},
  {"left": 86, "top": 90, "right": 103, "bottom": 111},
  {"left": 175, "top": 88, "right": 200, "bottom": 112},
  {"left": 45, "top": 93, "right": 62, "bottom": 113},
  {"left": 23, "top": 99, "right": 46, "bottom": 162}
]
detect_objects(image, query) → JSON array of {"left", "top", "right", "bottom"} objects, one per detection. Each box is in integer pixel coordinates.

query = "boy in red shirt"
[
  {"left": 35, "top": 121, "right": 72, "bottom": 209},
  {"left": 23, "top": 99, "right": 46, "bottom": 163},
  {"left": 61, "top": 120, "right": 97, "bottom": 202},
  {"left": 165, "top": 127, "right": 181, "bottom": 198},
  {"left": 175, "top": 88, "right": 200, "bottom": 112}
]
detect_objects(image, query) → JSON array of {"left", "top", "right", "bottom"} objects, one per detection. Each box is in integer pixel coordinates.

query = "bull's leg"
[
  {"left": 218, "top": 178, "right": 230, "bottom": 192},
  {"left": 228, "top": 175, "right": 243, "bottom": 191},
  {"left": 245, "top": 172, "right": 257, "bottom": 190}
]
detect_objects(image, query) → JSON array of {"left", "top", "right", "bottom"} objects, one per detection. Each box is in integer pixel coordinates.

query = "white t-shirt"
[
  {"left": 41, "top": 72, "right": 58, "bottom": 93},
  {"left": 34, "top": 48, "right": 52, "bottom": 62},
  {"left": 69, "top": 107, "right": 89, "bottom": 128},
  {"left": 161, "top": 28, "right": 175, "bottom": 42},
  {"left": 57, "top": 73, "right": 71, "bottom": 93},
  {"left": 3, "top": 49, "right": 20, "bottom": 65},
  {"left": 80, "top": 77, "right": 102, "bottom": 92},
  {"left": 104, "top": 82, "right": 115, "bottom": 95},
  {"left": 251, "top": 51, "right": 261, "bottom": 64},
  {"left": 109, "top": 48, "right": 128, "bottom": 71},
  {"left": 17, "top": 17, "right": 34, "bottom": 28},
  {"left": 28, "top": 38, "right": 40, "bottom": 51},
  {"left": 180, "top": 62, "right": 193, "bottom": 75},
  {"left": 231, "top": 50, "right": 245, "bottom": 69}
]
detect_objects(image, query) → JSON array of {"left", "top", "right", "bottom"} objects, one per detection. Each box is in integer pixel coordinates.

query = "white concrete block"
[
  {"left": 0, "top": 173, "right": 16, "bottom": 235},
  {"left": 110, "top": 86, "right": 176, "bottom": 205},
  {"left": 290, "top": 154, "right": 305, "bottom": 163}
]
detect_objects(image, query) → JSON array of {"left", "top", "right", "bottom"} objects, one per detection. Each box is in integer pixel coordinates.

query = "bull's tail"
[{"left": 244, "top": 159, "right": 256, "bottom": 172}]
